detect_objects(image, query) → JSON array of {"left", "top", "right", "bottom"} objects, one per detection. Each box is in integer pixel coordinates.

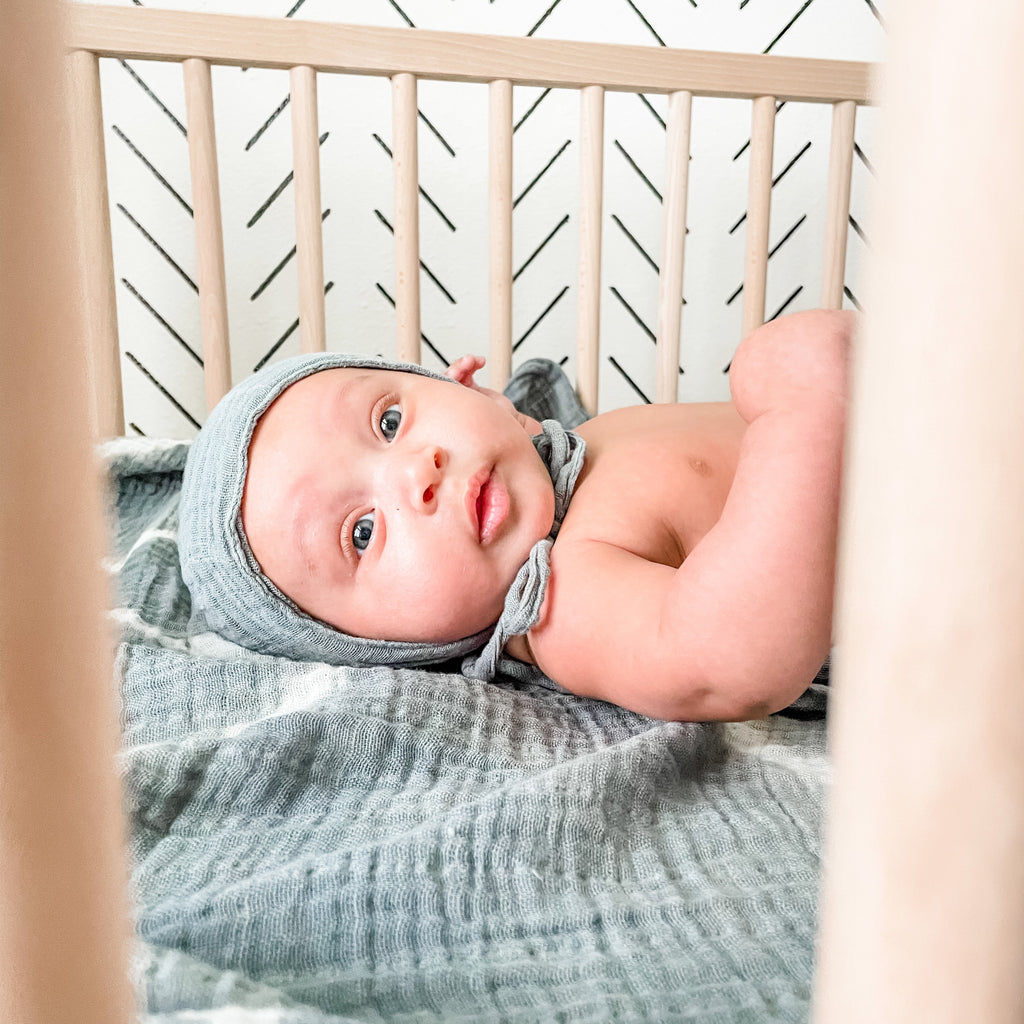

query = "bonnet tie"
[{"left": 461, "top": 418, "right": 586, "bottom": 681}]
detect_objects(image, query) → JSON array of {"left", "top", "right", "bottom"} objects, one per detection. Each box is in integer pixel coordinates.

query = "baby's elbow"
[
  {"left": 727, "top": 667, "right": 820, "bottom": 721},
  {"left": 662, "top": 661, "right": 816, "bottom": 723}
]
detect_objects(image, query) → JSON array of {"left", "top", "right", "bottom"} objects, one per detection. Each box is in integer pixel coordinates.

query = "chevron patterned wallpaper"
[{"left": 80, "top": 0, "right": 884, "bottom": 437}]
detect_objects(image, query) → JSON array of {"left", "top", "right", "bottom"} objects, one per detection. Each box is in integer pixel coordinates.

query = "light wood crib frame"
[{"left": 4, "top": 1, "right": 1024, "bottom": 1021}]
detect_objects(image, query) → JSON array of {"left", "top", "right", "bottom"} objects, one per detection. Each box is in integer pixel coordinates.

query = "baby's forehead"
[{"left": 261, "top": 364, "right": 404, "bottom": 423}]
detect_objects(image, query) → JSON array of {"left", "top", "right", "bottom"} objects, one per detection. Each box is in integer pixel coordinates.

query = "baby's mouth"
[{"left": 468, "top": 468, "right": 510, "bottom": 544}]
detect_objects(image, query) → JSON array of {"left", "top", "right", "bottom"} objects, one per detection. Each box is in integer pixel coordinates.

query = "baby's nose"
[{"left": 405, "top": 447, "right": 445, "bottom": 509}]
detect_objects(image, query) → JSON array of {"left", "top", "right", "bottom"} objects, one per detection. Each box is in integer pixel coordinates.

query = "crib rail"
[{"left": 66, "top": 4, "right": 873, "bottom": 432}]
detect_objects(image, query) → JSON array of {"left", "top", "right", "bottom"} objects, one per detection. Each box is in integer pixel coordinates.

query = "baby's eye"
[
  {"left": 352, "top": 512, "right": 375, "bottom": 555},
  {"left": 380, "top": 404, "right": 402, "bottom": 441}
]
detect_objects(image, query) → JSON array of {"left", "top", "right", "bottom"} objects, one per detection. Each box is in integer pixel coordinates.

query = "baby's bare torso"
[
  {"left": 506, "top": 400, "right": 747, "bottom": 668},
  {"left": 565, "top": 401, "right": 746, "bottom": 564}
]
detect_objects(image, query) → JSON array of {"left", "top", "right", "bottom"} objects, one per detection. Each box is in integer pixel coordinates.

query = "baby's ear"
[
  {"left": 446, "top": 354, "right": 542, "bottom": 434},
  {"left": 478, "top": 381, "right": 538, "bottom": 432}
]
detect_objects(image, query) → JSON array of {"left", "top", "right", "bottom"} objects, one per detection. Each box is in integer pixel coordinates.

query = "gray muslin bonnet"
[{"left": 178, "top": 352, "right": 585, "bottom": 674}]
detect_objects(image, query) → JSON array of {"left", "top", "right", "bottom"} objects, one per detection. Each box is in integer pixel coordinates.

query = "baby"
[{"left": 178, "top": 308, "right": 852, "bottom": 721}]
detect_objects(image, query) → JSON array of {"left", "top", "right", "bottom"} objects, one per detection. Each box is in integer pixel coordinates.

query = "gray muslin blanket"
[{"left": 105, "top": 361, "right": 830, "bottom": 1024}]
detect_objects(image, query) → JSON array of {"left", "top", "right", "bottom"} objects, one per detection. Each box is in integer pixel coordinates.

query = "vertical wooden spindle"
[
  {"left": 577, "top": 84, "right": 604, "bottom": 415},
  {"left": 391, "top": 72, "right": 421, "bottom": 364},
  {"left": 821, "top": 99, "right": 857, "bottom": 310},
  {"left": 68, "top": 50, "right": 123, "bottom": 437},
  {"left": 290, "top": 64, "right": 327, "bottom": 353},
  {"left": 742, "top": 95, "right": 776, "bottom": 338},
  {"left": 489, "top": 78, "right": 514, "bottom": 391},
  {"left": 655, "top": 89, "right": 692, "bottom": 404},
  {"left": 183, "top": 57, "right": 231, "bottom": 408}
]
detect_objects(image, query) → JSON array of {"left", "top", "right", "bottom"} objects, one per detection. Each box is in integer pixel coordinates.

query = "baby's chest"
[{"left": 565, "top": 422, "right": 740, "bottom": 565}]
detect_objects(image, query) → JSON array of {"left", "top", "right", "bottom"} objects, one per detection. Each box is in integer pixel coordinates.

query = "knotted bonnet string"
[
  {"left": 461, "top": 422, "right": 585, "bottom": 680},
  {"left": 178, "top": 352, "right": 585, "bottom": 676}
]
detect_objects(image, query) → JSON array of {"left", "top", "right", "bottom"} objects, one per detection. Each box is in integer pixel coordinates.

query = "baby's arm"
[{"left": 529, "top": 309, "right": 852, "bottom": 721}]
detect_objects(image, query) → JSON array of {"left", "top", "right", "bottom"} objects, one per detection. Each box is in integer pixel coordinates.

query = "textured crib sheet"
[{"left": 103, "top": 362, "right": 830, "bottom": 1024}]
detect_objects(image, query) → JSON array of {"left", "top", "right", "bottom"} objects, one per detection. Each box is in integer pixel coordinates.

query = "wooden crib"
[{"left": 3, "top": 1, "right": 1023, "bottom": 1020}]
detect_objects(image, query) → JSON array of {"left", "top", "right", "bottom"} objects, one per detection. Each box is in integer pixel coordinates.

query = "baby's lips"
[
  {"left": 465, "top": 466, "right": 509, "bottom": 543},
  {"left": 478, "top": 473, "right": 510, "bottom": 545},
  {"left": 465, "top": 467, "right": 490, "bottom": 538}
]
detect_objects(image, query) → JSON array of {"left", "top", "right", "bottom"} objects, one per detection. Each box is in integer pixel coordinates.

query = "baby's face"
[{"left": 240, "top": 367, "right": 556, "bottom": 644}]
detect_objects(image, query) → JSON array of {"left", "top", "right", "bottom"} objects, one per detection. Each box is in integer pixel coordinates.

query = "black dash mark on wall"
[
  {"left": 374, "top": 211, "right": 457, "bottom": 304},
  {"left": 527, "top": 0, "right": 563, "bottom": 37},
  {"left": 128, "top": 422, "right": 146, "bottom": 436},
  {"left": 251, "top": 210, "right": 331, "bottom": 301},
  {"left": 729, "top": 142, "right": 811, "bottom": 233},
  {"left": 247, "top": 132, "right": 328, "bottom": 228},
  {"left": 768, "top": 284, "right": 803, "bottom": 320},
  {"left": 246, "top": 95, "right": 290, "bottom": 151},
  {"left": 514, "top": 89, "right": 551, "bottom": 133},
  {"left": 374, "top": 284, "right": 451, "bottom": 365},
  {"left": 843, "top": 285, "right": 862, "bottom": 310},
  {"left": 610, "top": 286, "right": 656, "bottom": 342},
  {"left": 608, "top": 356, "right": 652, "bottom": 404},
  {"left": 118, "top": 61, "right": 186, "bottom": 136},
  {"left": 387, "top": 0, "right": 415, "bottom": 28},
  {"left": 124, "top": 350, "right": 202, "bottom": 429},
  {"left": 764, "top": 0, "right": 815, "bottom": 54},
  {"left": 514, "top": 215, "right": 570, "bottom": 281},
  {"left": 611, "top": 214, "right": 660, "bottom": 274},
  {"left": 372, "top": 134, "right": 457, "bottom": 231},
  {"left": 623, "top": 0, "right": 667, "bottom": 45},
  {"left": 285, "top": 0, "right": 308, "bottom": 16},
  {"left": 771, "top": 140, "right": 812, "bottom": 188},
  {"left": 112, "top": 126, "right": 193, "bottom": 217},
  {"left": 863, "top": 0, "right": 883, "bottom": 24},
  {"left": 253, "top": 281, "right": 335, "bottom": 371},
  {"left": 848, "top": 214, "right": 867, "bottom": 244},
  {"left": 768, "top": 213, "right": 806, "bottom": 257},
  {"left": 514, "top": 140, "right": 571, "bottom": 208},
  {"left": 121, "top": 278, "right": 203, "bottom": 365},
  {"left": 118, "top": 204, "right": 198, "bottom": 293},
  {"left": 638, "top": 94, "right": 666, "bottom": 130},
  {"left": 854, "top": 143, "right": 875, "bottom": 175},
  {"left": 419, "top": 109, "right": 456, "bottom": 157},
  {"left": 514, "top": 286, "right": 570, "bottom": 351},
  {"left": 614, "top": 141, "right": 662, "bottom": 203}
]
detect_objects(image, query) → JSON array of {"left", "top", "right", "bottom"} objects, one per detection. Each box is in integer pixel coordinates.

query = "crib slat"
[
  {"left": 821, "top": 100, "right": 856, "bottom": 309},
  {"left": 291, "top": 65, "right": 327, "bottom": 353},
  {"left": 183, "top": 58, "right": 232, "bottom": 408},
  {"left": 656, "top": 90, "right": 692, "bottom": 404},
  {"left": 742, "top": 96, "right": 775, "bottom": 338},
  {"left": 577, "top": 84, "right": 605, "bottom": 415},
  {"left": 1, "top": 2, "right": 132, "bottom": 1022},
  {"left": 489, "top": 79, "right": 514, "bottom": 392},
  {"left": 392, "top": 73, "right": 421, "bottom": 364},
  {"left": 68, "top": 49, "right": 124, "bottom": 436}
]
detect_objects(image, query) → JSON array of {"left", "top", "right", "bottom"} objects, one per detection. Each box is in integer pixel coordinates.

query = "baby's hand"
[
  {"left": 445, "top": 354, "right": 487, "bottom": 389},
  {"left": 446, "top": 355, "right": 511, "bottom": 408}
]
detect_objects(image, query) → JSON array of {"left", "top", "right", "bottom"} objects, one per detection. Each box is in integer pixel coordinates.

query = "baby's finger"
[{"left": 445, "top": 354, "right": 486, "bottom": 386}]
